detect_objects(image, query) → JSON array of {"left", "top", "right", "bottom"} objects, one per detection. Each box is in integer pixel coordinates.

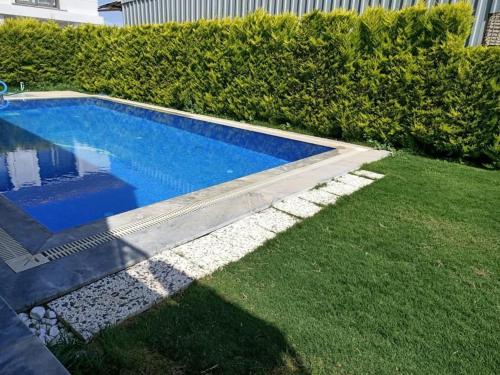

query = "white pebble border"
[
  {"left": 17, "top": 306, "right": 75, "bottom": 346},
  {"left": 46, "top": 170, "right": 384, "bottom": 341}
]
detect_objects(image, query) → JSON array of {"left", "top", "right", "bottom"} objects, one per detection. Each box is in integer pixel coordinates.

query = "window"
[{"left": 14, "top": 0, "right": 58, "bottom": 8}]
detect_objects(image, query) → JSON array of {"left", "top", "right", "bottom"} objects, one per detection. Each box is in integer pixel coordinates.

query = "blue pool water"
[{"left": 0, "top": 98, "right": 332, "bottom": 232}]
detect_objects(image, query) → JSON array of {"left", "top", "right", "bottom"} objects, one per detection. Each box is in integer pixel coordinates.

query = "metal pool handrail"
[
  {"left": 0, "top": 80, "right": 7, "bottom": 95},
  {"left": 0, "top": 81, "right": 9, "bottom": 109}
]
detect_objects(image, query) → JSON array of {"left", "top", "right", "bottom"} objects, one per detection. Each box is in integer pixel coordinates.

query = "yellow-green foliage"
[{"left": 0, "top": 3, "right": 498, "bottom": 166}]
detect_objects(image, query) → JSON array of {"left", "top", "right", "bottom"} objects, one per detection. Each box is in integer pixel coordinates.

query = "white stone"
[
  {"left": 49, "top": 326, "right": 59, "bottom": 337},
  {"left": 30, "top": 306, "right": 45, "bottom": 321},
  {"left": 273, "top": 196, "right": 321, "bottom": 218},
  {"left": 38, "top": 335, "right": 47, "bottom": 345},
  {"left": 173, "top": 233, "right": 231, "bottom": 273},
  {"left": 47, "top": 168, "right": 380, "bottom": 341},
  {"left": 211, "top": 216, "right": 276, "bottom": 260},
  {"left": 352, "top": 170, "right": 385, "bottom": 180},
  {"left": 48, "top": 218, "right": 275, "bottom": 341},
  {"left": 322, "top": 180, "right": 359, "bottom": 196},
  {"left": 298, "top": 189, "right": 339, "bottom": 206},
  {"left": 45, "top": 318, "right": 57, "bottom": 326},
  {"left": 45, "top": 309, "right": 57, "bottom": 319},
  {"left": 335, "top": 173, "right": 373, "bottom": 188},
  {"left": 246, "top": 208, "right": 299, "bottom": 233}
]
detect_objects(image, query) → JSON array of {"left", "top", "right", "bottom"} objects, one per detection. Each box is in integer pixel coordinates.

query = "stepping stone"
[
  {"left": 273, "top": 196, "right": 322, "bottom": 218},
  {"left": 245, "top": 208, "right": 299, "bottom": 234},
  {"left": 335, "top": 174, "right": 374, "bottom": 188},
  {"left": 211, "top": 216, "right": 276, "bottom": 260},
  {"left": 298, "top": 189, "right": 338, "bottom": 206},
  {"left": 352, "top": 170, "right": 385, "bottom": 180},
  {"left": 151, "top": 246, "right": 208, "bottom": 279},
  {"left": 173, "top": 234, "right": 234, "bottom": 273},
  {"left": 322, "top": 180, "right": 359, "bottom": 196}
]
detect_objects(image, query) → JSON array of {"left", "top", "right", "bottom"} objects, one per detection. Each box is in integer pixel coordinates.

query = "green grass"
[{"left": 53, "top": 153, "right": 500, "bottom": 374}]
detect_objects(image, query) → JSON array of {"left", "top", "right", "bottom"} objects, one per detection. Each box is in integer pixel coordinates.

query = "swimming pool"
[{"left": 0, "top": 98, "right": 332, "bottom": 232}]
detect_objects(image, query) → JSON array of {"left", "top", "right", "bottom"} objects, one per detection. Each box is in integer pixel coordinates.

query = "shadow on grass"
[{"left": 53, "top": 264, "right": 308, "bottom": 375}]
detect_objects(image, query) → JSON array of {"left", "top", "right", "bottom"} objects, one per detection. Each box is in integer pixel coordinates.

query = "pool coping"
[{"left": 0, "top": 91, "right": 389, "bottom": 310}]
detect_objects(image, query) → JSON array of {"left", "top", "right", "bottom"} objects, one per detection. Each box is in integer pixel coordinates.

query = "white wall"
[{"left": 0, "top": 0, "right": 103, "bottom": 25}]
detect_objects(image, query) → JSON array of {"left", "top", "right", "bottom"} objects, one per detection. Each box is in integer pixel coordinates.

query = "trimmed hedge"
[{"left": 0, "top": 3, "right": 498, "bottom": 166}]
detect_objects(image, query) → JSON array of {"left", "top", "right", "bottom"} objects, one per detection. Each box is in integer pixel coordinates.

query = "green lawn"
[{"left": 54, "top": 153, "right": 500, "bottom": 374}]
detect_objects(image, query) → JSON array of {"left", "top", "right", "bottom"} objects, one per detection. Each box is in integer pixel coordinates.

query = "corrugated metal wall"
[{"left": 121, "top": 0, "right": 500, "bottom": 45}]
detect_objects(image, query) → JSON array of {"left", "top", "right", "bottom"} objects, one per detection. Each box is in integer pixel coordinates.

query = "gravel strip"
[{"left": 18, "top": 307, "right": 74, "bottom": 346}]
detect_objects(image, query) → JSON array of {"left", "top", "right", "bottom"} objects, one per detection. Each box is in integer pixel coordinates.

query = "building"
[
  {"left": 102, "top": 0, "right": 499, "bottom": 46},
  {"left": 0, "top": 0, "right": 104, "bottom": 25}
]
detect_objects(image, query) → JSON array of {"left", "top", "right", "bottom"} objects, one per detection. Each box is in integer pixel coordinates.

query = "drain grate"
[
  {"left": 41, "top": 185, "right": 256, "bottom": 261},
  {"left": 0, "top": 227, "right": 50, "bottom": 273},
  {"left": 0, "top": 227, "right": 30, "bottom": 261}
]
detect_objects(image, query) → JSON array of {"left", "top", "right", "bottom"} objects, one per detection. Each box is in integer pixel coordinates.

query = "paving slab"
[
  {"left": 245, "top": 208, "right": 299, "bottom": 233},
  {"left": 298, "top": 188, "right": 339, "bottom": 206},
  {"left": 45, "top": 169, "right": 385, "bottom": 340},
  {"left": 173, "top": 234, "right": 234, "bottom": 274},
  {"left": 335, "top": 173, "right": 374, "bottom": 188},
  {"left": 322, "top": 180, "right": 360, "bottom": 196},
  {"left": 352, "top": 169, "right": 385, "bottom": 180},
  {"left": 49, "top": 219, "right": 275, "bottom": 340},
  {"left": 273, "top": 196, "right": 322, "bottom": 218}
]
